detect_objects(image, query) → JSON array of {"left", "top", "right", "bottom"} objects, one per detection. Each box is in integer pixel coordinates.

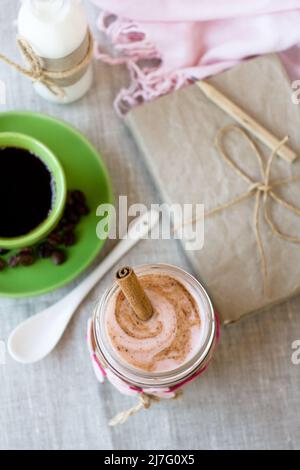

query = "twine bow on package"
[{"left": 125, "top": 54, "right": 300, "bottom": 324}]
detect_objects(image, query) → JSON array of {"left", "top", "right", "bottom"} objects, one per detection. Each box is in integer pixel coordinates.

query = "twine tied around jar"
[
  {"left": 176, "top": 124, "right": 300, "bottom": 295},
  {"left": 0, "top": 29, "right": 94, "bottom": 97},
  {"left": 109, "top": 391, "right": 183, "bottom": 426},
  {"left": 109, "top": 393, "right": 160, "bottom": 427}
]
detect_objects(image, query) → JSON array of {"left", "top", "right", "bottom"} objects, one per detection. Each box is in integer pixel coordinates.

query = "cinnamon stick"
[
  {"left": 115, "top": 266, "right": 153, "bottom": 321},
  {"left": 195, "top": 80, "right": 297, "bottom": 163}
]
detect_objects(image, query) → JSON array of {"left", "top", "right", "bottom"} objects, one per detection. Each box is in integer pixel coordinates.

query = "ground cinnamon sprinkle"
[{"left": 106, "top": 274, "right": 201, "bottom": 372}]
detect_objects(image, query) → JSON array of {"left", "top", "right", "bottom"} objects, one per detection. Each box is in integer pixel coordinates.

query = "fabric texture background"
[{"left": 0, "top": 1, "right": 300, "bottom": 450}]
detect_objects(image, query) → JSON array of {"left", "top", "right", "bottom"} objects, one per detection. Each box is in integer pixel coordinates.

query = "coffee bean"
[
  {"left": 19, "top": 247, "right": 34, "bottom": 255},
  {"left": 66, "top": 190, "right": 75, "bottom": 206},
  {"left": 63, "top": 231, "right": 76, "bottom": 247},
  {"left": 56, "top": 217, "right": 68, "bottom": 231},
  {"left": 48, "top": 233, "right": 63, "bottom": 246},
  {"left": 8, "top": 256, "right": 21, "bottom": 268},
  {"left": 20, "top": 254, "right": 35, "bottom": 266},
  {"left": 0, "top": 258, "right": 6, "bottom": 271},
  {"left": 72, "top": 190, "right": 86, "bottom": 205},
  {"left": 63, "top": 223, "right": 76, "bottom": 233},
  {"left": 76, "top": 203, "right": 90, "bottom": 216},
  {"left": 51, "top": 250, "right": 66, "bottom": 266},
  {"left": 64, "top": 208, "right": 80, "bottom": 225},
  {"left": 37, "top": 242, "right": 54, "bottom": 259},
  {"left": 0, "top": 188, "right": 89, "bottom": 272}
]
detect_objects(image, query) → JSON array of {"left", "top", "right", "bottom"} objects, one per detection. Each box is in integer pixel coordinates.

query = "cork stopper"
[{"left": 115, "top": 266, "right": 154, "bottom": 321}]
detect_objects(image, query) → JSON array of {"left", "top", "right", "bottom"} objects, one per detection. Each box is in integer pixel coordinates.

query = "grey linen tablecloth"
[{"left": 0, "top": 0, "right": 300, "bottom": 450}]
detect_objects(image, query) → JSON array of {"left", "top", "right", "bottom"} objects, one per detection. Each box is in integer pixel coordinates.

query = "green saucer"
[{"left": 0, "top": 111, "right": 114, "bottom": 297}]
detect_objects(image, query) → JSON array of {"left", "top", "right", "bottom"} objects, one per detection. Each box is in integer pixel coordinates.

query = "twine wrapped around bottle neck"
[{"left": 0, "top": 29, "right": 94, "bottom": 97}]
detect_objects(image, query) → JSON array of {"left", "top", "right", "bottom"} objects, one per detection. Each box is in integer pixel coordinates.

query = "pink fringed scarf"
[{"left": 91, "top": 0, "right": 300, "bottom": 114}]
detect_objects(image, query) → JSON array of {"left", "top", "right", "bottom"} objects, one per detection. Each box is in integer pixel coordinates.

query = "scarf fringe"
[{"left": 94, "top": 11, "right": 192, "bottom": 114}]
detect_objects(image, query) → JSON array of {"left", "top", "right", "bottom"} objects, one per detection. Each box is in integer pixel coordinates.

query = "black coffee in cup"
[{"left": 0, "top": 147, "right": 54, "bottom": 238}]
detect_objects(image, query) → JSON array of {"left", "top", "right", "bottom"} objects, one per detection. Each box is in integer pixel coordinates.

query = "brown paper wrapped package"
[{"left": 125, "top": 54, "right": 300, "bottom": 324}]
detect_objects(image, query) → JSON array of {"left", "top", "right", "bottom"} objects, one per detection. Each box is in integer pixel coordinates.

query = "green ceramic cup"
[{"left": 0, "top": 132, "right": 67, "bottom": 250}]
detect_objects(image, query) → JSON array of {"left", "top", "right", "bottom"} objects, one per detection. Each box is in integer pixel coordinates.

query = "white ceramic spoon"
[{"left": 8, "top": 210, "right": 160, "bottom": 364}]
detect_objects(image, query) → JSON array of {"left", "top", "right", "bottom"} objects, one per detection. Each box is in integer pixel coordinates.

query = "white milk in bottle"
[{"left": 18, "top": 0, "right": 93, "bottom": 103}]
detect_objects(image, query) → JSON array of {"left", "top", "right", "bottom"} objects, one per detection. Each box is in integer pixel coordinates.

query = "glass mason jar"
[{"left": 90, "top": 264, "right": 219, "bottom": 398}]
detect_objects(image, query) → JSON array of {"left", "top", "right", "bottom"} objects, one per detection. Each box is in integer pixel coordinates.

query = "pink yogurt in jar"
[{"left": 89, "top": 264, "right": 219, "bottom": 398}]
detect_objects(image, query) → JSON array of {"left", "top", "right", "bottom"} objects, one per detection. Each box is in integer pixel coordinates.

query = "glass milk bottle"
[{"left": 18, "top": 0, "right": 93, "bottom": 103}]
